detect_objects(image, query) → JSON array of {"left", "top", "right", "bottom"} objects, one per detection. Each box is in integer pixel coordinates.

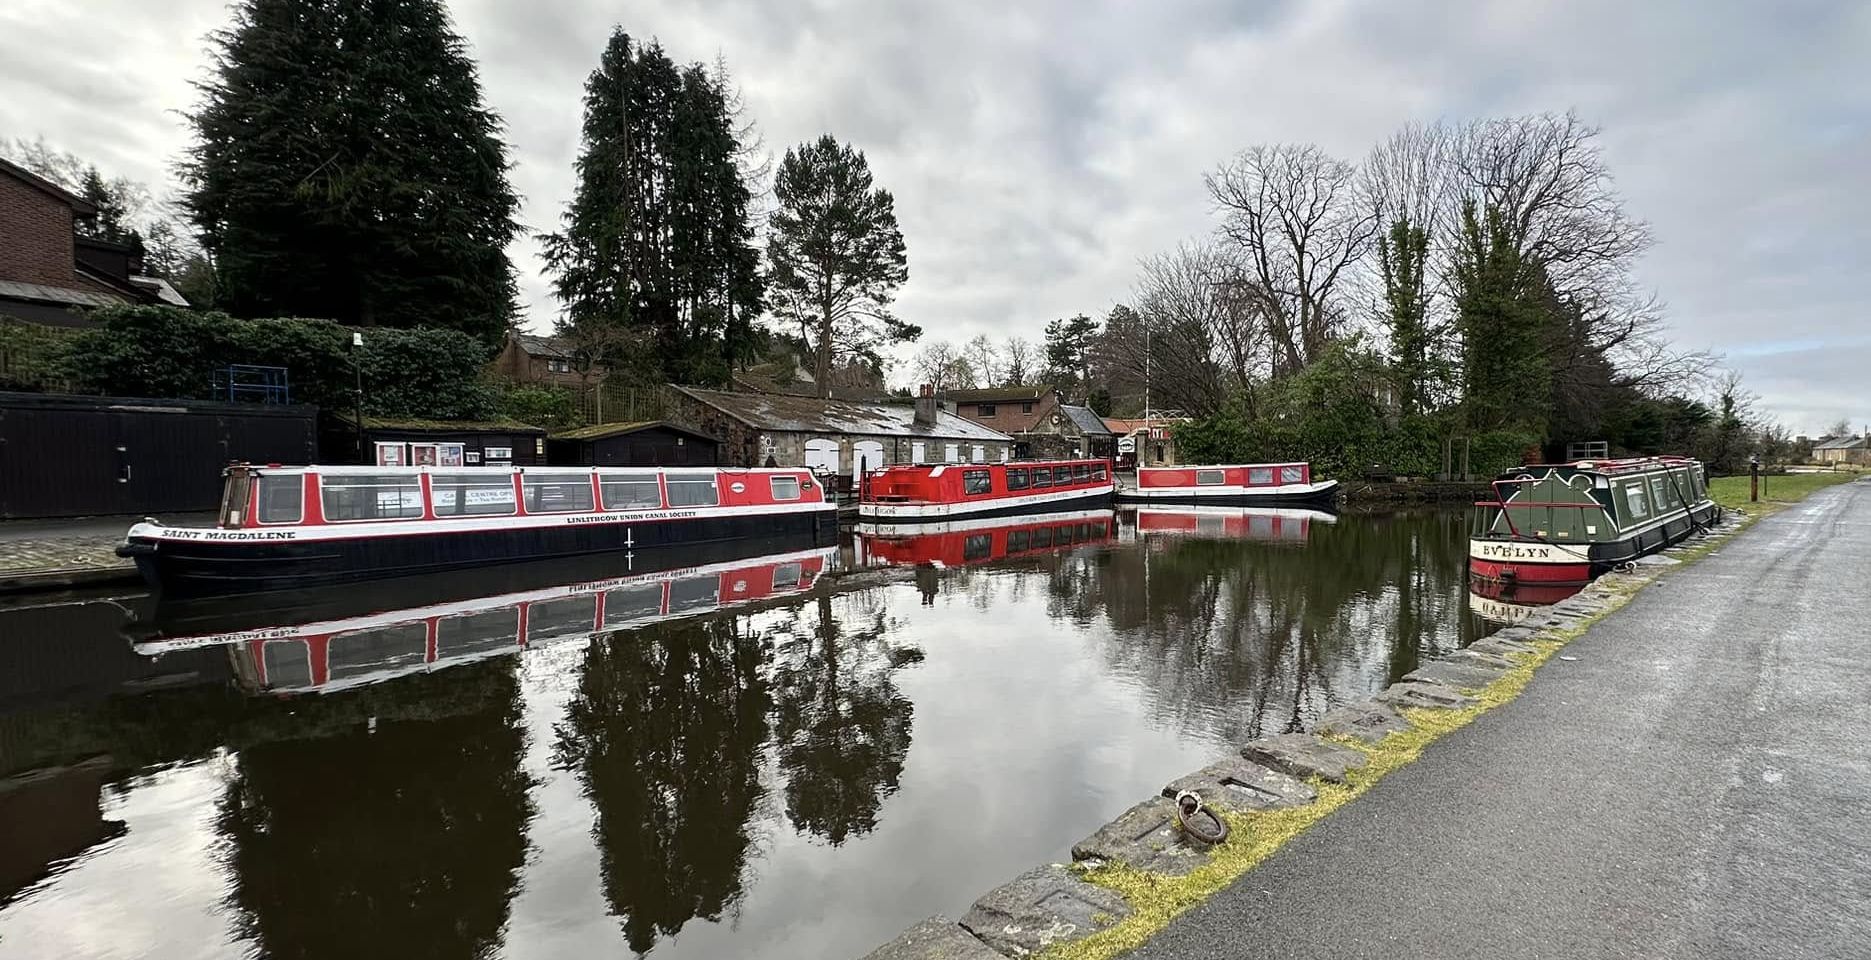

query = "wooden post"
[{"left": 1750, "top": 457, "right": 1760, "bottom": 502}]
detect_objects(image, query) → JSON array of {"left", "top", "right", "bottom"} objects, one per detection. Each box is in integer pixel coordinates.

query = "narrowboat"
[
  {"left": 1117, "top": 463, "right": 1338, "bottom": 507},
  {"left": 1128, "top": 504, "right": 1334, "bottom": 543},
  {"left": 117, "top": 463, "right": 839, "bottom": 596},
  {"left": 854, "top": 509, "right": 1117, "bottom": 568},
  {"left": 858, "top": 458, "right": 1115, "bottom": 522},
  {"left": 1469, "top": 456, "right": 1721, "bottom": 586},
  {"left": 132, "top": 544, "right": 835, "bottom": 695}
]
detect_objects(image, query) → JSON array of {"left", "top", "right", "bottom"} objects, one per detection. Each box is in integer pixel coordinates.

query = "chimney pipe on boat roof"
[{"left": 914, "top": 383, "right": 937, "bottom": 426}]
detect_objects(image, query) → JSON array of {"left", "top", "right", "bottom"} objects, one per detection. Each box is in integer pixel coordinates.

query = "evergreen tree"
[
  {"left": 184, "top": 0, "right": 520, "bottom": 346},
  {"left": 1453, "top": 201, "right": 1549, "bottom": 433},
  {"left": 77, "top": 166, "right": 134, "bottom": 243},
  {"left": 543, "top": 31, "right": 762, "bottom": 385},
  {"left": 1042, "top": 313, "right": 1099, "bottom": 395},
  {"left": 767, "top": 135, "right": 913, "bottom": 397},
  {"left": 1377, "top": 216, "right": 1432, "bottom": 416}
]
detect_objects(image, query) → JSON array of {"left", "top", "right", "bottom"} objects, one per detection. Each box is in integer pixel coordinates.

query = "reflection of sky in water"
[{"left": 0, "top": 510, "right": 1490, "bottom": 960}]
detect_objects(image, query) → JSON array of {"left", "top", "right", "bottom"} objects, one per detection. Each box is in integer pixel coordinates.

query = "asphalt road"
[{"left": 1135, "top": 480, "right": 1871, "bottom": 960}]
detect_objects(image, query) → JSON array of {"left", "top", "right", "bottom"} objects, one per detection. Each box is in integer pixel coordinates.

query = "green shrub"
[{"left": 497, "top": 384, "right": 582, "bottom": 431}]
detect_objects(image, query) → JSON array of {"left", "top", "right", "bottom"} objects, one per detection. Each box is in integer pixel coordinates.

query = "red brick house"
[
  {"left": 494, "top": 333, "right": 606, "bottom": 388},
  {"left": 946, "top": 385, "right": 1115, "bottom": 459},
  {"left": 0, "top": 157, "right": 179, "bottom": 326}
]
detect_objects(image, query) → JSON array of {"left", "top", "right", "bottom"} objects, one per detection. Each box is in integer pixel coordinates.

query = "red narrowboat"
[
  {"left": 1129, "top": 504, "right": 1334, "bottom": 543},
  {"left": 117, "top": 463, "right": 838, "bottom": 595},
  {"left": 854, "top": 509, "right": 1117, "bottom": 568},
  {"left": 132, "top": 546, "right": 835, "bottom": 694},
  {"left": 858, "top": 458, "right": 1116, "bottom": 522},
  {"left": 1117, "top": 463, "right": 1338, "bottom": 507}
]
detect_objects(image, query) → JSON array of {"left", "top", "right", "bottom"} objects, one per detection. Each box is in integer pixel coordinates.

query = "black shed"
[
  {"left": 547, "top": 420, "right": 721, "bottom": 467},
  {"left": 323, "top": 415, "right": 548, "bottom": 467}
]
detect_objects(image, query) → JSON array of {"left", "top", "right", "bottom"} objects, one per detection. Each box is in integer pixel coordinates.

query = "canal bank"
[{"left": 856, "top": 477, "right": 1865, "bottom": 960}]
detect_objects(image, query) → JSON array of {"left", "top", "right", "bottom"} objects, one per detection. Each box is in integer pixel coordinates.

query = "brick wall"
[{"left": 0, "top": 175, "right": 78, "bottom": 287}]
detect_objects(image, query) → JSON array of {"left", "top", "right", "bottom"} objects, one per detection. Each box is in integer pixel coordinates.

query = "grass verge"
[{"left": 1708, "top": 469, "right": 1860, "bottom": 512}]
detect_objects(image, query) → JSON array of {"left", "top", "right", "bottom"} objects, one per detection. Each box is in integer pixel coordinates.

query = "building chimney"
[{"left": 914, "top": 383, "right": 937, "bottom": 426}]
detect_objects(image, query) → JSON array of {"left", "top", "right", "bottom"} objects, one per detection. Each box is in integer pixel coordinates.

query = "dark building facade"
[
  {"left": 324, "top": 416, "right": 547, "bottom": 467},
  {"left": 547, "top": 420, "right": 720, "bottom": 467}
]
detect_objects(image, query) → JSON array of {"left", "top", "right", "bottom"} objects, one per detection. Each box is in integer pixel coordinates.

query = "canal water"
[{"left": 0, "top": 506, "right": 1503, "bottom": 960}]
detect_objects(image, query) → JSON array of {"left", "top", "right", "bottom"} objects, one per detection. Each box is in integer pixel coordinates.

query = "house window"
[
  {"left": 771, "top": 475, "right": 802, "bottom": 501},
  {"left": 944, "top": 443, "right": 960, "bottom": 463},
  {"left": 667, "top": 476, "right": 719, "bottom": 507},
  {"left": 600, "top": 473, "right": 662, "bottom": 510},
  {"left": 1021, "top": 401, "right": 1034, "bottom": 414},
  {"left": 1196, "top": 469, "right": 1227, "bottom": 485},
  {"left": 963, "top": 470, "right": 992, "bottom": 496},
  {"left": 547, "top": 359, "right": 570, "bottom": 374},
  {"left": 321, "top": 473, "right": 423, "bottom": 521},
  {"left": 1007, "top": 468, "right": 1031, "bottom": 491},
  {"left": 1248, "top": 467, "right": 1275, "bottom": 485},
  {"left": 1279, "top": 466, "right": 1305, "bottom": 484},
  {"left": 431, "top": 473, "right": 519, "bottom": 516},
  {"left": 972, "top": 444, "right": 986, "bottom": 462},
  {"left": 523, "top": 472, "right": 596, "bottom": 513},
  {"left": 978, "top": 403, "right": 997, "bottom": 417},
  {"left": 254, "top": 475, "right": 303, "bottom": 524}
]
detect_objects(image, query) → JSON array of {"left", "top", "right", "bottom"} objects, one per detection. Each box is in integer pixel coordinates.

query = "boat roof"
[
  {"left": 235, "top": 464, "right": 806, "bottom": 476},
  {"left": 1512, "top": 456, "right": 1701, "bottom": 476}
]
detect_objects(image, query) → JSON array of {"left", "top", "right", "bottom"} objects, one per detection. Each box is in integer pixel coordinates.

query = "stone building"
[
  {"left": 946, "top": 385, "right": 1115, "bottom": 459},
  {"left": 1813, "top": 434, "right": 1868, "bottom": 465},
  {"left": 665, "top": 384, "right": 1012, "bottom": 486}
]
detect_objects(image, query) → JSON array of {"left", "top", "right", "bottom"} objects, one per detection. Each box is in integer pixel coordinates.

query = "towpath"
[{"left": 1135, "top": 480, "right": 1871, "bottom": 960}]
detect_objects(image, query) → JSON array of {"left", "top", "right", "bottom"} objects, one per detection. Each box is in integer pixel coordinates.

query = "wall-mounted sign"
[
  {"left": 1117, "top": 437, "right": 1137, "bottom": 453},
  {"left": 484, "top": 446, "right": 513, "bottom": 461}
]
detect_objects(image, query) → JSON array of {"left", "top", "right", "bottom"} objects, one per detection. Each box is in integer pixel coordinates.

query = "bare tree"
[
  {"left": 1092, "top": 241, "right": 1263, "bottom": 418},
  {"left": 1001, "top": 336, "right": 1036, "bottom": 386},
  {"left": 911, "top": 340, "right": 975, "bottom": 394},
  {"left": 962, "top": 334, "right": 1002, "bottom": 388},
  {"left": 1826, "top": 418, "right": 1853, "bottom": 438},
  {"left": 1206, "top": 144, "right": 1377, "bottom": 375}
]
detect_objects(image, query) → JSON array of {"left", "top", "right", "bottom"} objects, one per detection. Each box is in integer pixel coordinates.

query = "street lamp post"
[{"left": 352, "top": 331, "right": 366, "bottom": 463}]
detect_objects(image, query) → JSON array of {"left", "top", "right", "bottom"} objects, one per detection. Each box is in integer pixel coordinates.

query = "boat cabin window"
[
  {"left": 601, "top": 474, "right": 663, "bottom": 510},
  {"left": 1032, "top": 467, "right": 1054, "bottom": 489},
  {"left": 322, "top": 473, "right": 424, "bottom": 522},
  {"left": 1623, "top": 483, "right": 1650, "bottom": 521},
  {"left": 1092, "top": 464, "right": 1108, "bottom": 482},
  {"left": 1650, "top": 476, "right": 1672, "bottom": 510},
  {"left": 771, "top": 475, "right": 802, "bottom": 501},
  {"left": 430, "top": 473, "right": 518, "bottom": 517},
  {"left": 1008, "top": 529, "right": 1030, "bottom": 552},
  {"left": 667, "top": 476, "right": 719, "bottom": 507},
  {"left": 1073, "top": 464, "right": 1090, "bottom": 483},
  {"left": 523, "top": 473, "right": 596, "bottom": 513},
  {"left": 254, "top": 474, "right": 303, "bottom": 525},
  {"left": 1196, "top": 469, "right": 1227, "bottom": 486},
  {"left": 772, "top": 562, "right": 804, "bottom": 591},
  {"left": 1248, "top": 467, "right": 1275, "bottom": 485},
  {"left": 1280, "top": 466, "right": 1305, "bottom": 484},
  {"left": 963, "top": 534, "right": 993, "bottom": 561},
  {"left": 963, "top": 469, "right": 992, "bottom": 495},
  {"left": 1007, "top": 467, "right": 1031, "bottom": 491}
]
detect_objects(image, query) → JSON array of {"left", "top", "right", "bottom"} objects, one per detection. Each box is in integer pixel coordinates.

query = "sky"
[{"left": 1, "top": 0, "right": 1866, "bottom": 434}]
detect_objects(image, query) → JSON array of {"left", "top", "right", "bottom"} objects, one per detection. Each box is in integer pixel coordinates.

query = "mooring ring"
[{"left": 1174, "top": 790, "right": 1230, "bottom": 846}]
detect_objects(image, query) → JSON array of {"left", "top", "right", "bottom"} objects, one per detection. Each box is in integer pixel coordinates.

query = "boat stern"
[{"left": 1467, "top": 537, "right": 1594, "bottom": 585}]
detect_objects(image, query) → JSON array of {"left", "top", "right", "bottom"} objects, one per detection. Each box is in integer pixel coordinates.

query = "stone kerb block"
[
  {"left": 1070, "top": 797, "right": 1210, "bottom": 876},
  {"left": 1160, "top": 757, "right": 1316, "bottom": 811},
  {"left": 960, "top": 865, "right": 1132, "bottom": 957},
  {"left": 861, "top": 916, "right": 1004, "bottom": 960},
  {"left": 1240, "top": 733, "right": 1368, "bottom": 783},
  {"left": 1373, "top": 681, "right": 1477, "bottom": 711},
  {"left": 1404, "top": 658, "right": 1506, "bottom": 691},
  {"left": 1314, "top": 699, "right": 1411, "bottom": 746},
  {"left": 1468, "top": 636, "right": 1538, "bottom": 659}
]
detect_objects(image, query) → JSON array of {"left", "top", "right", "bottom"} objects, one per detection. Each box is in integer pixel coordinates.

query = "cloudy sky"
[{"left": 2, "top": 0, "right": 1865, "bottom": 433}]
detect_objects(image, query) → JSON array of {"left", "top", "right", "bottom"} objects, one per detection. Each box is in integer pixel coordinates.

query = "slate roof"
[
  {"left": 947, "top": 385, "right": 1054, "bottom": 403},
  {"left": 343, "top": 414, "right": 546, "bottom": 434},
  {"left": 550, "top": 419, "right": 721, "bottom": 443},
  {"left": 1814, "top": 435, "right": 1866, "bottom": 450},
  {"left": 671, "top": 385, "right": 1012, "bottom": 442},
  {"left": 512, "top": 333, "right": 573, "bottom": 359},
  {"left": 0, "top": 279, "right": 123, "bottom": 309},
  {"left": 1061, "top": 404, "right": 1113, "bottom": 435}
]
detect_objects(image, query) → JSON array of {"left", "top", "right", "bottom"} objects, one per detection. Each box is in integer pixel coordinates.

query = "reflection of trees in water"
[
  {"left": 554, "top": 617, "right": 772, "bottom": 954},
  {"left": 217, "top": 658, "right": 530, "bottom": 960},
  {"left": 767, "top": 594, "right": 915, "bottom": 846},
  {"left": 1061, "top": 511, "right": 1483, "bottom": 743}
]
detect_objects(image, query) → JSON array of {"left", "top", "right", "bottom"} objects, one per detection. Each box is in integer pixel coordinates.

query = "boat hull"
[
  {"left": 1116, "top": 479, "right": 1339, "bottom": 508},
  {"left": 123, "top": 508, "right": 840, "bottom": 596},
  {"left": 856, "top": 485, "right": 1115, "bottom": 523},
  {"left": 1468, "top": 499, "right": 1722, "bottom": 586}
]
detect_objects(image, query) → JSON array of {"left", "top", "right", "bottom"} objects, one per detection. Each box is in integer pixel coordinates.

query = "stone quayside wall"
[{"left": 856, "top": 510, "right": 1748, "bottom": 960}]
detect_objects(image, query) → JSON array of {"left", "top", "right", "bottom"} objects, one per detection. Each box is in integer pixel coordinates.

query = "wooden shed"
[
  {"left": 323, "top": 415, "right": 547, "bottom": 467},
  {"left": 546, "top": 420, "right": 720, "bottom": 467}
]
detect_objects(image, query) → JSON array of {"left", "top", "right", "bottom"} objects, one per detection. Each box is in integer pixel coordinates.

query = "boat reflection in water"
[
  {"left": 1466, "top": 575, "right": 1587, "bottom": 625},
  {"left": 129, "top": 539, "right": 837, "bottom": 695},
  {"left": 1126, "top": 504, "right": 1336, "bottom": 543},
  {"left": 852, "top": 508, "right": 1118, "bottom": 569}
]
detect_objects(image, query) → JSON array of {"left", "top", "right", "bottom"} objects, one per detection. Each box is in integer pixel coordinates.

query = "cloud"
[{"left": 1, "top": 0, "right": 1864, "bottom": 431}]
